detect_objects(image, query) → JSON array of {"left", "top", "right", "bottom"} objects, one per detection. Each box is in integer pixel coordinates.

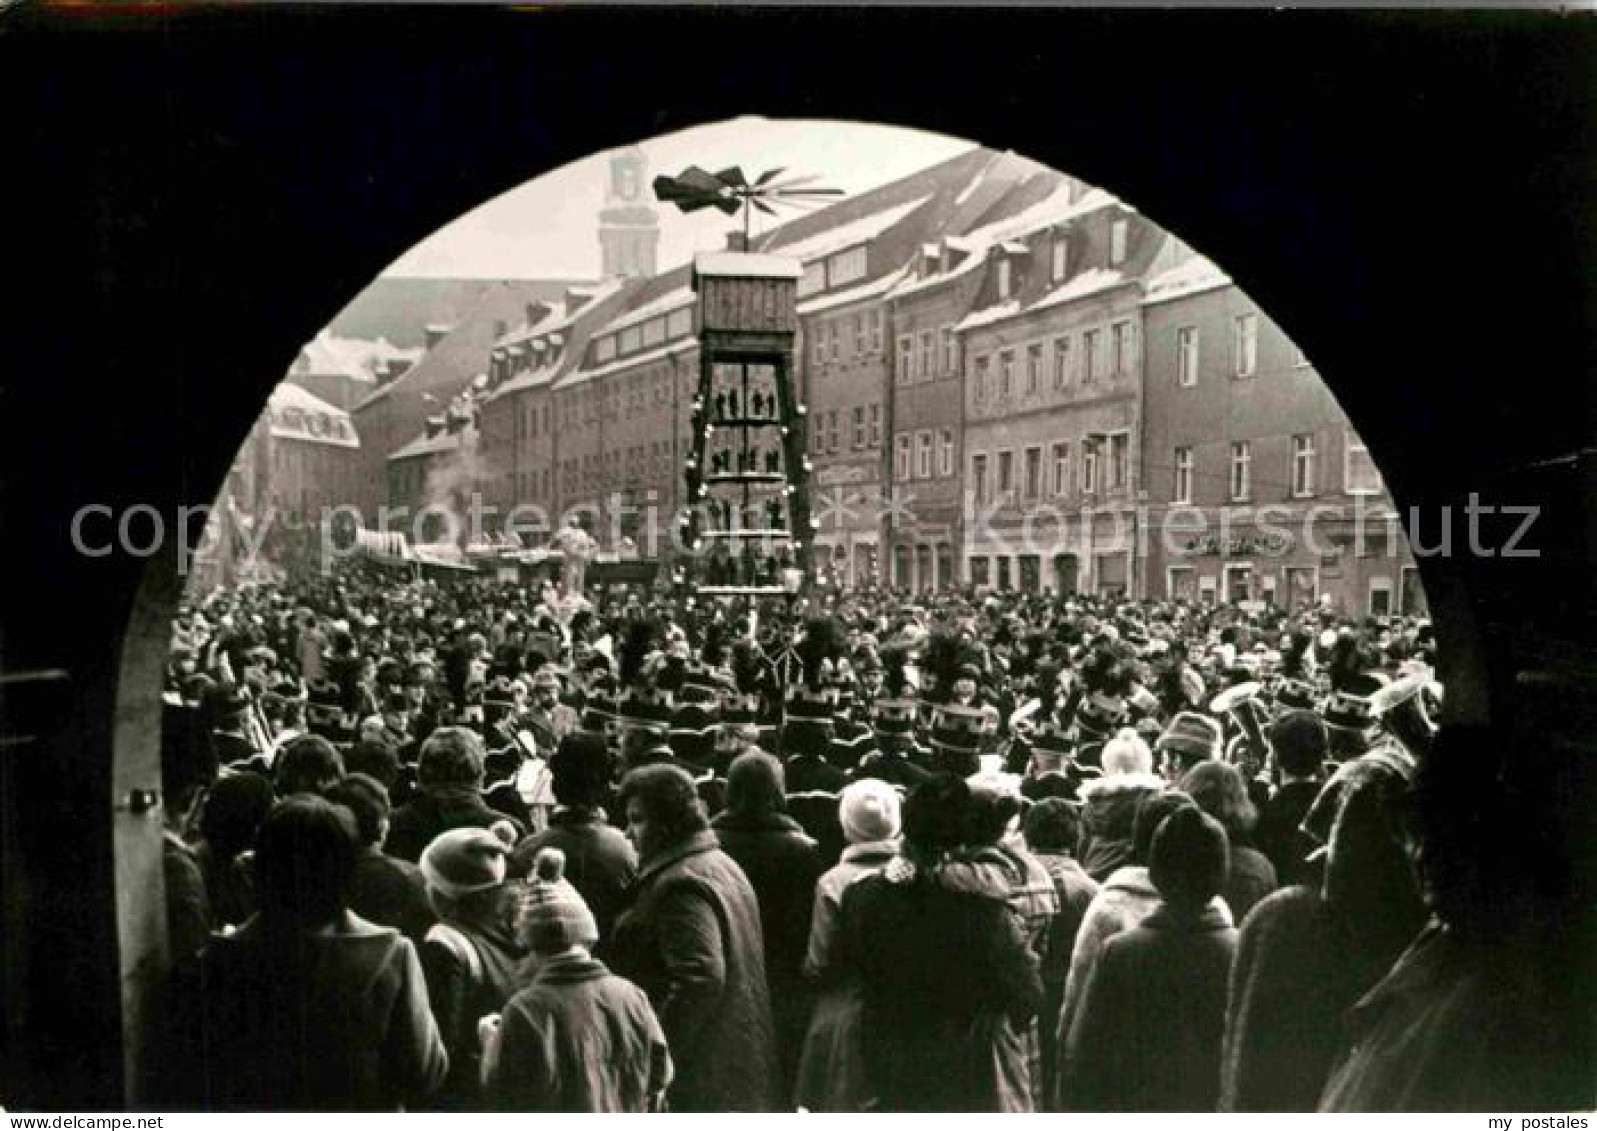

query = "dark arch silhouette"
[{"left": 0, "top": 8, "right": 1590, "bottom": 1109}]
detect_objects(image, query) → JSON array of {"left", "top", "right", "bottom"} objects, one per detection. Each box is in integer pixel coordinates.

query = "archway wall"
[{"left": 2, "top": 9, "right": 1591, "bottom": 1108}]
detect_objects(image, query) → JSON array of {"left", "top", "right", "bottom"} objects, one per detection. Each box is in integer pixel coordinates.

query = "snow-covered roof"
[
  {"left": 796, "top": 266, "right": 908, "bottom": 317},
  {"left": 561, "top": 338, "right": 696, "bottom": 388},
  {"left": 487, "top": 359, "right": 561, "bottom": 400},
  {"left": 1024, "top": 268, "right": 1129, "bottom": 315},
  {"left": 294, "top": 330, "right": 419, "bottom": 381},
  {"left": 954, "top": 299, "right": 1023, "bottom": 334},
  {"left": 1141, "top": 254, "right": 1232, "bottom": 306},
  {"left": 388, "top": 423, "right": 475, "bottom": 462},
  {"left": 267, "top": 382, "right": 360, "bottom": 448},
  {"left": 761, "top": 195, "right": 931, "bottom": 264},
  {"left": 602, "top": 283, "right": 695, "bottom": 336},
  {"left": 495, "top": 278, "right": 629, "bottom": 348},
  {"left": 693, "top": 252, "right": 803, "bottom": 280}
]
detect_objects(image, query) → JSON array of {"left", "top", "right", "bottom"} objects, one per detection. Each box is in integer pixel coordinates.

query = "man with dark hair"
[
  {"left": 508, "top": 732, "right": 637, "bottom": 939},
  {"left": 273, "top": 733, "right": 345, "bottom": 799},
  {"left": 327, "top": 773, "right": 435, "bottom": 946},
  {"left": 1254, "top": 709, "right": 1327, "bottom": 886},
  {"left": 608, "top": 764, "right": 782, "bottom": 1112},
  {"left": 386, "top": 726, "right": 520, "bottom": 863},
  {"left": 195, "top": 797, "right": 447, "bottom": 1110},
  {"left": 1022, "top": 797, "right": 1099, "bottom": 1091}
]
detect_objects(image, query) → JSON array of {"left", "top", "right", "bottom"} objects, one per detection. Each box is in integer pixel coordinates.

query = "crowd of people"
[{"left": 147, "top": 560, "right": 1584, "bottom": 1112}]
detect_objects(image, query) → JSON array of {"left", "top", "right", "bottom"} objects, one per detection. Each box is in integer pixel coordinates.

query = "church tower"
[{"left": 598, "top": 145, "right": 660, "bottom": 280}]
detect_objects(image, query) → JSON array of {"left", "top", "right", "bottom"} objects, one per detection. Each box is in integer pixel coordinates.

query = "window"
[
  {"left": 852, "top": 406, "right": 866, "bottom": 449},
  {"left": 919, "top": 330, "right": 934, "bottom": 380},
  {"left": 896, "top": 335, "right": 912, "bottom": 384},
  {"left": 997, "top": 450, "right": 1014, "bottom": 496},
  {"left": 815, "top": 326, "right": 827, "bottom": 366},
  {"left": 1292, "top": 433, "right": 1317, "bottom": 497},
  {"left": 915, "top": 431, "right": 933, "bottom": 479},
  {"left": 1111, "top": 320, "right": 1136, "bottom": 375},
  {"left": 872, "top": 310, "right": 883, "bottom": 352},
  {"left": 869, "top": 403, "right": 881, "bottom": 447},
  {"left": 1051, "top": 235, "right": 1069, "bottom": 282},
  {"left": 828, "top": 409, "right": 841, "bottom": 452},
  {"left": 997, "top": 258, "right": 1012, "bottom": 300},
  {"left": 1234, "top": 312, "right": 1258, "bottom": 377},
  {"left": 1176, "top": 326, "right": 1199, "bottom": 387},
  {"left": 1082, "top": 441, "right": 1098, "bottom": 493},
  {"left": 1026, "top": 344, "right": 1042, "bottom": 394},
  {"left": 938, "top": 429, "right": 954, "bottom": 477},
  {"left": 1052, "top": 442, "right": 1071, "bottom": 496},
  {"left": 854, "top": 313, "right": 866, "bottom": 354},
  {"left": 1110, "top": 219, "right": 1128, "bottom": 265},
  {"left": 1230, "top": 440, "right": 1252, "bottom": 500},
  {"left": 596, "top": 336, "right": 617, "bottom": 363},
  {"left": 620, "top": 326, "right": 641, "bottom": 354},
  {"left": 1344, "top": 430, "right": 1382, "bottom": 494},
  {"left": 641, "top": 317, "right": 665, "bottom": 348},
  {"left": 996, "top": 555, "right": 1013, "bottom": 590},
  {"left": 999, "top": 350, "right": 1014, "bottom": 397},
  {"left": 895, "top": 434, "right": 912, "bottom": 480},
  {"left": 1108, "top": 432, "right": 1130, "bottom": 490},
  {"left": 975, "top": 355, "right": 991, "bottom": 401},
  {"left": 1082, "top": 328, "right": 1100, "bottom": 382},
  {"left": 1024, "top": 445, "right": 1042, "bottom": 499},
  {"left": 969, "top": 554, "right": 990, "bottom": 587},
  {"left": 1053, "top": 337, "right": 1071, "bottom": 389},
  {"left": 1173, "top": 446, "right": 1193, "bottom": 504},
  {"left": 667, "top": 307, "right": 692, "bottom": 339},
  {"left": 942, "top": 326, "right": 957, "bottom": 375},
  {"left": 828, "top": 245, "right": 868, "bottom": 288},
  {"left": 1369, "top": 578, "right": 1394, "bottom": 617},
  {"left": 971, "top": 453, "right": 989, "bottom": 502}
]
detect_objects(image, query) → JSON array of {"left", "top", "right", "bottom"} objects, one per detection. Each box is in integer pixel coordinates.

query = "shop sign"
[{"left": 1183, "top": 531, "right": 1292, "bottom": 556}]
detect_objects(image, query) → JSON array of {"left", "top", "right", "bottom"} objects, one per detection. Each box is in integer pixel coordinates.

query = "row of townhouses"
[{"left": 342, "top": 144, "right": 1422, "bottom": 615}]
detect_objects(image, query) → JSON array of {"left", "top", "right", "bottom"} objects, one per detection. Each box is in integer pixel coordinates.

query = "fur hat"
[
  {"left": 515, "top": 847, "right": 599, "bottom": 953},
  {"left": 420, "top": 828, "right": 508, "bottom": 899}
]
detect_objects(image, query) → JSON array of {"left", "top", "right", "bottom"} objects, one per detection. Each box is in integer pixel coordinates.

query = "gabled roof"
[
  {"left": 1141, "top": 254, "right": 1231, "bottom": 306},
  {"left": 294, "top": 330, "right": 419, "bottom": 381},
  {"left": 388, "top": 423, "right": 475, "bottom": 462},
  {"left": 267, "top": 382, "right": 359, "bottom": 449},
  {"left": 758, "top": 195, "right": 932, "bottom": 264}
]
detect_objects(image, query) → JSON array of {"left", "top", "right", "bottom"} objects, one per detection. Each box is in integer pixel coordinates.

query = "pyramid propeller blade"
[
  {"left": 755, "top": 166, "right": 786, "bottom": 186},
  {"left": 751, "top": 198, "right": 778, "bottom": 216}
]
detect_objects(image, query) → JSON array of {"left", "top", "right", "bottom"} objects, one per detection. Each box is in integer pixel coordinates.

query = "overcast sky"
[{"left": 384, "top": 117, "right": 981, "bottom": 280}]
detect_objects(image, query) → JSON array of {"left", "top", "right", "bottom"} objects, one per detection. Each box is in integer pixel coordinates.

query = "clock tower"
[{"left": 599, "top": 145, "right": 660, "bottom": 280}]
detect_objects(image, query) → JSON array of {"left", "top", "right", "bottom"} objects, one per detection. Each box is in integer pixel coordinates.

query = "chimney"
[
  {"left": 423, "top": 324, "right": 451, "bottom": 350},
  {"left": 424, "top": 415, "right": 445, "bottom": 440},
  {"left": 725, "top": 231, "right": 750, "bottom": 252},
  {"left": 564, "top": 287, "right": 593, "bottom": 315}
]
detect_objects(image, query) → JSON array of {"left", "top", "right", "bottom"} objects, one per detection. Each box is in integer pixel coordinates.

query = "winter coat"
[
  {"left": 419, "top": 916, "right": 528, "bottom": 1110},
  {"left": 1252, "top": 778, "right": 1322, "bottom": 887},
  {"left": 710, "top": 810, "right": 824, "bottom": 995},
  {"left": 849, "top": 748, "right": 932, "bottom": 790},
  {"left": 837, "top": 867, "right": 1044, "bottom": 1112},
  {"left": 1064, "top": 902, "right": 1237, "bottom": 1111},
  {"left": 794, "top": 840, "right": 900, "bottom": 1113},
  {"left": 1054, "top": 865, "right": 1233, "bottom": 1103},
  {"left": 1223, "top": 843, "right": 1279, "bottom": 925},
  {"left": 783, "top": 754, "right": 848, "bottom": 795},
  {"left": 196, "top": 913, "right": 448, "bottom": 1111},
  {"left": 347, "top": 846, "right": 436, "bottom": 946},
  {"left": 483, "top": 953, "right": 672, "bottom": 1112},
  {"left": 509, "top": 807, "right": 638, "bottom": 941},
  {"left": 608, "top": 830, "right": 783, "bottom": 1112},
  {"left": 1221, "top": 757, "right": 1428, "bottom": 1111},
  {"left": 1318, "top": 923, "right": 1589, "bottom": 1112},
  {"left": 386, "top": 786, "right": 520, "bottom": 864},
  {"left": 1076, "top": 773, "right": 1164, "bottom": 882},
  {"left": 164, "top": 831, "right": 211, "bottom": 964}
]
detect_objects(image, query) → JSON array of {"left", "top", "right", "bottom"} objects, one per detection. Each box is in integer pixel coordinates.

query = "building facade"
[{"left": 1140, "top": 256, "right": 1424, "bottom": 615}]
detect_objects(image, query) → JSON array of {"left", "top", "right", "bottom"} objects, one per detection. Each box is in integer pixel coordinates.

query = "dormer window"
[
  {"left": 1110, "top": 219, "right": 1129, "bottom": 266},
  {"left": 1051, "top": 234, "right": 1070, "bottom": 282},
  {"left": 997, "top": 258, "right": 1012, "bottom": 300}
]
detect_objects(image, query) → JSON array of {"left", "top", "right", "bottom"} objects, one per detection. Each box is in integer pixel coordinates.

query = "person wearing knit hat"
[
  {"left": 710, "top": 751, "right": 824, "bottom": 1093},
  {"left": 1063, "top": 806, "right": 1237, "bottom": 1112},
  {"left": 484, "top": 846, "right": 673, "bottom": 1111},
  {"left": 1155, "top": 710, "right": 1224, "bottom": 781},
  {"left": 418, "top": 828, "right": 528, "bottom": 1111},
  {"left": 793, "top": 778, "right": 903, "bottom": 1112},
  {"left": 1074, "top": 726, "right": 1167, "bottom": 883},
  {"left": 1100, "top": 727, "right": 1154, "bottom": 778}
]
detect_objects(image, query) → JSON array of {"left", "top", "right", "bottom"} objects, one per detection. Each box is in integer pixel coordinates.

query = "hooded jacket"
[{"left": 1075, "top": 773, "right": 1165, "bottom": 883}]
